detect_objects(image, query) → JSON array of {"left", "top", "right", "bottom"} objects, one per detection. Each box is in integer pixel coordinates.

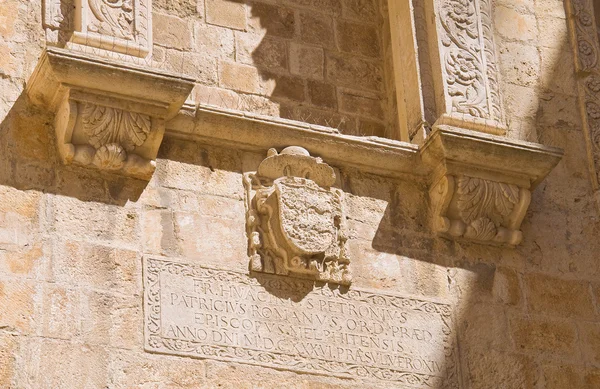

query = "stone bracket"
[
  {"left": 421, "top": 125, "right": 563, "bottom": 246},
  {"left": 243, "top": 146, "right": 351, "bottom": 285},
  {"left": 26, "top": 47, "right": 194, "bottom": 180}
]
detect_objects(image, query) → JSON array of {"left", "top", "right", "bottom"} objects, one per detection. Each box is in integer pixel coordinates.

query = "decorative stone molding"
[
  {"left": 26, "top": 47, "right": 194, "bottom": 180},
  {"left": 429, "top": 175, "right": 530, "bottom": 246},
  {"left": 422, "top": 126, "right": 563, "bottom": 246},
  {"left": 243, "top": 146, "right": 351, "bottom": 285},
  {"left": 43, "top": 0, "right": 151, "bottom": 58},
  {"left": 423, "top": 0, "right": 506, "bottom": 135},
  {"left": 565, "top": 0, "right": 600, "bottom": 209}
]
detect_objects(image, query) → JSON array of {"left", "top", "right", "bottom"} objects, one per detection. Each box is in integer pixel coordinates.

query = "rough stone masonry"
[{"left": 1, "top": 0, "right": 600, "bottom": 388}]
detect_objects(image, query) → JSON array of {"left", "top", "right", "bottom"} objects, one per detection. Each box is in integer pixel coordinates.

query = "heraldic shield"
[{"left": 243, "top": 146, "right": 351, "bottom": 286}]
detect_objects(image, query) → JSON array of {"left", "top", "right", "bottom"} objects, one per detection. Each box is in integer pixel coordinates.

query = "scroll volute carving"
[
  {"left": 430, "top": 175, "right": 530, "bottom": 246},
  {"left": 243, "top": 147, "right": 351, "bottom": 286},
  {"left": 26, "top": 48, "right": 195, "bottom": 180},
  {"left": 423, "top": 126, "right": 563, "bottom": 247}
]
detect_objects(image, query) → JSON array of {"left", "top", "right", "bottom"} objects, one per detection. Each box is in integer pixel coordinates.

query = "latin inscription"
[{"left": 144, "top": 258, "right": 460, "bottom": 388}]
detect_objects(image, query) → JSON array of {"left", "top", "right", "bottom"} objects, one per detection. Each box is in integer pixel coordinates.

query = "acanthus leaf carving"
[
  {"left": 82, "top": 103, "right": 151, "bottom": 151},
  {"left": 244, "top": 146, "right": 351, "bottom": 286},
  {"left": 566, "top": 0, "right": 600, "bottom": 206},
  {"left": 430, "top": 174, "right": 529, "bottom": 246}
]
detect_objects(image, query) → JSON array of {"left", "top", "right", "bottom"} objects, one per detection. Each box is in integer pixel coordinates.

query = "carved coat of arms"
[{"left": 243, "top": 146, "right": 351, "bottom": 285}]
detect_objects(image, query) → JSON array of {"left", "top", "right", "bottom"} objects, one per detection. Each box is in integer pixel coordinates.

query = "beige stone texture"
[
  {"left": 206, "top": 0, "right": 247, "bottom": 31},
  {"left": 219, "top": 60, "right": 260, "bottom": 94},
  {"left": 153, "top": 12, "right": 193, "bottom": 50},
  {"left": 0, "top": 0, "right": 599, "bottom": 387}
]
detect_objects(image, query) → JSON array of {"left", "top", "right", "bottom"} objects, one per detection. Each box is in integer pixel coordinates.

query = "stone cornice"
[{"left": 166, "top": 105, "right": 563, "bottom": 247}]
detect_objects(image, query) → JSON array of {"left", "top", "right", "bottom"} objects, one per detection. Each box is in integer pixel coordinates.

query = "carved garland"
[
  {"left": 144, "top": 258, "right": 460, "bottom": 388},
  {"left": 566, "top": 0, "right": 600, "bottom": 204}
]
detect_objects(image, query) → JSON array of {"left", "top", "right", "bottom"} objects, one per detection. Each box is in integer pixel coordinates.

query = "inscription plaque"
[{"left": 144, "top": 257, "right": 460, "bottom": 388}]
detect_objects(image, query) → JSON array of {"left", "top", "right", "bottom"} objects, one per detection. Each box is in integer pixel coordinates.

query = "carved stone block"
[
  {"left": 424, "top": 0, "right": 506, "bottom": 135},
  {"left": 26, "top": 48, "right": 194, "bottom": 179},
  {"left": 71, "top": 0, "right": 151, "bottom": 57},
  {"left": 243, "top": 146, "right": 351, "bottom": 285},
  {"left": 430, "top": 175, "right": 530, "bottom": 246},
  {"left": 43, "top": 0, "right": 151, "bottom": 58},
  {"left": 422, "top": 126, "right": 563, "bottom": 246}
]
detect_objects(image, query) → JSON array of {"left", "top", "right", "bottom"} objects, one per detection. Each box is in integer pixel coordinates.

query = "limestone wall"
[
  {"left": 1, "top": 1, "right": 600, "bottom": 388},
  {"left": 153, "top": 0, "right": 397, "bottom": 138}
]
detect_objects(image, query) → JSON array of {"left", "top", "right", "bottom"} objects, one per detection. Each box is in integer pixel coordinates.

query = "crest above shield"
[{"left": 243, "top": 147, "right": 351, "bottom": 286}]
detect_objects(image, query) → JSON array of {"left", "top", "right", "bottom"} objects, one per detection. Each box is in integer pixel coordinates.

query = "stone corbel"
[
  {"left": 422, "top": 126, "right": 563, "bottom": 246},
  {"left": 26, "top": 47, "right": 194, "bottom": 180},
  {"left": 243, "top": 146, "right": 351, "bottom": 285}
]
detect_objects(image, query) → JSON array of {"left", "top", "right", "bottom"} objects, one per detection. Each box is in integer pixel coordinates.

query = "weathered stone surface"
[
  {"left": 248, "top": 2, "right": 295, "bottom": 39},
  {"left": 144, "top": 257, "right": 460, "bottom": 387},
  {"left": 206, "top": 0, "right": 247, "bottom": 30},
  {"left": 335, "top": 20, "right": 380, "bottom": 58},
  {"left": 510, "top": 315, "right": 578, "bottom": 357},
  {"left": 0, "top": 0, "right": 594, "bottom": 387},
  {"left": 153, "top": 12, "right": 193, "bottom": 50},
  {"left": 290, "top": 43, "right": 324, "bottom": 80},
  {"left": 524, "top": 273, "right": 596, "bottom": 319},
  {"left": 308, "top": 81, "right": 337, "bottom": 109},
  {"left": 326, "top": 53, "right": 383, "bottom": 91},
  {"left": 219, "top": 60, "right": 260, "bottom": 94},
  {"left": 299, "top": 12, "right": 335, "bottom": 48}
]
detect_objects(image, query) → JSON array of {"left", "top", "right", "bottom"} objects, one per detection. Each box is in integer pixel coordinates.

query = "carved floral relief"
[
  {"left": 430, "top": 175, "right": 530, "bottom": 246},
  {"left": 87, "top": 0, "right": 135, "bottom": 40},
  {"left": 435, "top": 0, "right": 505, "bottom": 129},
  {"left": 43, "top": 0, "right": 151, "bottom": 57},
  {"left": 566, "top": 0, "right": 600, "bottom": 204},
  {"left": 81, "top": 103, "right": 151, "bottom": 170},
  {"left": 243, "top": 147, "right": 351, "bottom": 285}
]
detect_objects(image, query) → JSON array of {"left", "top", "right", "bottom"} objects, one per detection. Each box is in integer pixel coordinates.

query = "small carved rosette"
[
  {"left": 243, "top": 147, "right": 351, "bottom": 286},
  {"left": 430, "top": 175, "right": 531, "bottom": 246}
]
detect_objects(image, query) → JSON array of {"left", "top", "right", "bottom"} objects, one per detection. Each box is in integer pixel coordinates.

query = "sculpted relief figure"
[{"left": 243, "top": 147, "right": 351, "bottom": 286}]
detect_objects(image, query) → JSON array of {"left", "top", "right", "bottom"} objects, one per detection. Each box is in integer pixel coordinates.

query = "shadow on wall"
[
  {"left": 221, "top": 0, "right": 395, "bottom": 138},
  {"left": 0, "top": 93, "right": 148, "bottom": 205},
  {"left": 365, "top": 5, "right": 596, "bottom": 387}
]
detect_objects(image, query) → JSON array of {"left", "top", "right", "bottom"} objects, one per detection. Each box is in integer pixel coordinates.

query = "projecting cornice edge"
[
  {"left": 166, "top": 106, "right": 563, "bottom": 247},
  {"left": 25, "top": 48, "right": 195, "bottom": 180}
]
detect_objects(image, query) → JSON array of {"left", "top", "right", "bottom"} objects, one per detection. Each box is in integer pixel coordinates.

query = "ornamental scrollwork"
[
  {"left": 430, "top": 175, "right": 530, "bottom": 246},
  {"left": 436, "top": 0, "right": 504, "bottom": 124},
  {"left": 566, "top": 0, "right": 600, "bottom": 204},
  {"left": 82, "top": 103, "right": 151, "bottom": 171},
  {"left": 243, "top": 147, "right": 351, "bottom": 286},
  {"left": 88, "top": 0, "right": 135, "bottom": 40}
]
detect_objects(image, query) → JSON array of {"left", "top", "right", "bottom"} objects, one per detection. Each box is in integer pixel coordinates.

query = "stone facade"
[{"left": 0, "top": 1, "right": 599, "bottom": 389}]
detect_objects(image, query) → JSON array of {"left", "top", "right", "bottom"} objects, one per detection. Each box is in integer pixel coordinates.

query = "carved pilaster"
[
  {"left": 26, "top": 48, "right": 194, "bottom": 180},
  {"left": 422, "top": 126, "right": 563, "bottom": 246},
  {"left": 243, "top": 147, "right": 351, "bottom": 285},
  {"left": 424, "top": 0, "right": 506, "bottom": 135},
  {"left": 43, "top": 0, "right": 151, "bottom": 58},
  {"left": 565, "top": 0, "right": 600, "bottom": 208}
]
